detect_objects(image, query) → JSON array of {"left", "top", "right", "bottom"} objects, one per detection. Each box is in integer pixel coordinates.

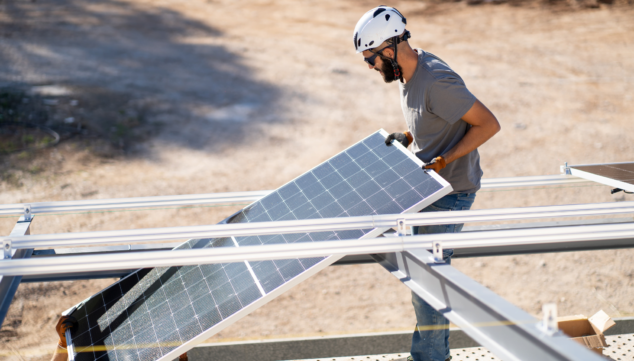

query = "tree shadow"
[{"left": 0, "top": 0, "right": 284, "bottom": 158}]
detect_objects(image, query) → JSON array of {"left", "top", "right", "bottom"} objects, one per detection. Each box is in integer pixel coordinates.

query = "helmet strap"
[{"left": 390, "top": 36, "right": 403, "bottom": 83}]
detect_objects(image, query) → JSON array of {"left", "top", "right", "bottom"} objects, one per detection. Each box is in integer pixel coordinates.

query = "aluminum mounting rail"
[
  {"left": 4, "top": 201, "right": 634, "bottom": 250},
  {"left": 0, "top": 190, "right": 272, "bottom": 217},
  {"left": 0, "top": 175, "right": 587, "bottom": 217},
  {"left": 17, "top": 218, "right": 634, "bottom": 283},
  {"left": 1, "top": 222, "right": 634, "bottom": 276},
  {"left": 479, "top": 174, "right": 588, "bottom": 189}
]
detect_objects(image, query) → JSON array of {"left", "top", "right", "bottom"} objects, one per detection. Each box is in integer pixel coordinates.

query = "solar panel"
[
  {"left": 66, "top": 129, "right": 452, "bottom": 361},
  {"left": 570, "top": 162, "right": 634, "bottom": 192}
]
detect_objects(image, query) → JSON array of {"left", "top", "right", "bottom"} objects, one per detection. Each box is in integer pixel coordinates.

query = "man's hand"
[
  {"left": 55, "top": 316, "right": 77, "bottom": 349},
  {"left": 385, "top": 131, "right": 413, "bottom": 148},
  {"left": 424, "top": 156, "right": 447, "bottom": 173}
]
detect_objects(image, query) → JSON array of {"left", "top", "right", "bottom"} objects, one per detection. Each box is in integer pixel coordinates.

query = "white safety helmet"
[{"left": 353, "top": 6, "right": 407, "bottom": 53}]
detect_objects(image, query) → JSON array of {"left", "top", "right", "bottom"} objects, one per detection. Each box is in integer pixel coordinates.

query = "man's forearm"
[
  {"left": 442, "top": 123, "right": 499, "bottom": 165},
  {"left": 441, "top": 99, "right": 500, "bottom": 165},
  {"left": 51, "top": 345, "right": 68, "bottom": 361}
]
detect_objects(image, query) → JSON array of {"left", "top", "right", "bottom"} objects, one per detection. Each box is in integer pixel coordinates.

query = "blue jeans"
[{"left": 410, "top": 192, "right": 476, "bottom": 361}]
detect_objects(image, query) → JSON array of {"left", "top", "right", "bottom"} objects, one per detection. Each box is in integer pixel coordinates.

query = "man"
[{"left": 353, "top": 6, "right": 500, "bottom": 361}]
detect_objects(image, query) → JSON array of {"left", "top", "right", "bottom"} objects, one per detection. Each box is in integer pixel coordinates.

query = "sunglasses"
[{"left": 364, "top": 44, "right": 393, "bottom": 66}]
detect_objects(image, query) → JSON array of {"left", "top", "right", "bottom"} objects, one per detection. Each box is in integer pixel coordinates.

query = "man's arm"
[
  {"left": 438, "top": 99, "right": 500, "bottom": 165},
  {"left": 51, "top": 316, "right": 76, "bottom": 361},
  {"left": 51, "top": 345, "right": 69, "bottom": 361}
]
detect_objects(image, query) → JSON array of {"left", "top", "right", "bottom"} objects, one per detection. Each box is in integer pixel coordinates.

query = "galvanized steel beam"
[{"left": 374, "top": 249, "right": 605, "bottom": 361}]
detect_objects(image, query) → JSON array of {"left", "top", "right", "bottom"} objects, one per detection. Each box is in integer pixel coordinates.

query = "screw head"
[{"left": 4, "top": 243, "right": 10, "bottom": 250}]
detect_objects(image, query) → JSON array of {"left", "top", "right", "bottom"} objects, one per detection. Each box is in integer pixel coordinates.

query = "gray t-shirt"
[{"left": 399, "top": 49, "right": 482, "bottom": 194}]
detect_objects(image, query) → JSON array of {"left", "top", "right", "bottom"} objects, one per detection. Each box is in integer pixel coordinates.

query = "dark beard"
[{"left": 378, "top": 59, "right": 401, "bottom": 83}]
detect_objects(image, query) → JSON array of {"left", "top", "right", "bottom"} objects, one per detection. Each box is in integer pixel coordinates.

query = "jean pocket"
[
  {"left": 428, "top": 204, "right": 452, "bottom": 212},
  {"left": 456, "top": 193, "right": 475, "bottom": 202}
]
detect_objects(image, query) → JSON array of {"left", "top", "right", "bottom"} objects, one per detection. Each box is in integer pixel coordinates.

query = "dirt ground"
[{"left": 1, "top": 0, "right": 634, "bottom": 359}]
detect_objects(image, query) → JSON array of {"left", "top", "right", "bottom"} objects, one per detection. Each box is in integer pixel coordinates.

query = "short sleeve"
[{"left": 427, "top": 77, "right": 476, "bottom": 124}]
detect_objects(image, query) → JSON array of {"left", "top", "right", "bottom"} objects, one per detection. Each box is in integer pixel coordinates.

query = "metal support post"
[
  {"left": 373, "top": 249, "right": 605, "bottom": 361},
  {"left": 0, "top": 215, "right": 33, "bottom": 327}
]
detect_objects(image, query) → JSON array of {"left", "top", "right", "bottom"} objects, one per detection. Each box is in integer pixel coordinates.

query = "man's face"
[{"left": 362, "top": 49, "right": 397, "bottom": 83}]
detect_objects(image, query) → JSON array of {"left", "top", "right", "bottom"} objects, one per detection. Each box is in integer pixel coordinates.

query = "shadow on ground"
[{"left": 0, "top": 0, "right": 284, "bottom": 158}]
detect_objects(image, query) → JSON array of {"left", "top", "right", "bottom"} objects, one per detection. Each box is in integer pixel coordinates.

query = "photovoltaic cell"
[
  {"left": 68, "top": 130, "right": 451, "bottom": 361},
  {"left": 571, "top": 162, "right": 634, "bottom": 192}
]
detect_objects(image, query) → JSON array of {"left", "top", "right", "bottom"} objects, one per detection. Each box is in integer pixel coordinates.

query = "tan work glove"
[
  {"left": 424, "top": 156, "right": 447, "bottom": 173},
  {"left": 55, "top": 316, "right": 77, "bottom": 349}
]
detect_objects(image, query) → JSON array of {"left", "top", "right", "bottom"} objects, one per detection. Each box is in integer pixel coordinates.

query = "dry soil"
[{"left": 1, "top": 0, "right": 634, "bottom": 360}]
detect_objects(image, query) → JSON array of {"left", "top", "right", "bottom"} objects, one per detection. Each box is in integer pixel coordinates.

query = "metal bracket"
[
  {"left": 396, "top": 219, "right": 408, "bottom": 236},
  {"left": 540, "top": 303, "right": 558, "bottom": 335},
  {"left": 560, "top": 162, "right": 572, "bottom": 175},
  {"left": 23, "top": 204, "right": 32, "bottom": 222},
  {"left": 2, "top": 239, "right": 11, "bottom": 260},
  {"left": 432, "top": 241, "right": 444, "bottom": 263}
]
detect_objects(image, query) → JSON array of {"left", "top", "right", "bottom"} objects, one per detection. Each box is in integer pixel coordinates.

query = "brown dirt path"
[{"left": 1, "top": 0, "right": 633, "bottom": 359}]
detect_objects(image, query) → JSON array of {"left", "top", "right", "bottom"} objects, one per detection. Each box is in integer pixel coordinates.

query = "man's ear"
[{"left": 381, "top": 47, "right": 395, "bottom": 60}]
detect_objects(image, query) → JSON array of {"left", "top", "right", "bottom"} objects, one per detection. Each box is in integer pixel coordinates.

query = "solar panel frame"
[
  {"left": 66, "top": 129, "right": 452, "bottom": 361},
  {"left": 570, "top": 162, "right": 634, "bottom": 193}
]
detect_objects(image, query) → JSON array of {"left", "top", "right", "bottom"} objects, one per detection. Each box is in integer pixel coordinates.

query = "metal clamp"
[
  {"left": 433, "top": 241, "right": 444, "bottom": 263},
  {"left": 2, "top": 239, "right": 11, "bottom": 259},
  {"left": 396, "top": 219, "right": 408, "bottom": 236},
  {"left": 23, "top": 204, "right": 33, "bottom": 222},
  {"left": 540, "top": 303, "right": 558, "bottom": 335},
  {"left": 560, "top": 162, "right": 572, "bottom": 175}
]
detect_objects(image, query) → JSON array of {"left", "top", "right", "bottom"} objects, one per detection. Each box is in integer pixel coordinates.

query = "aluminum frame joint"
[
  {"left": 433, "top": 241, "right": 444, "bottom": 263},
  {"left": 560, "top": 162, "right": 572, "bottom": 175},
  {"left": 540, "top": 303, "right": 559, "bottom": 335},
  {"left": 23, "top": 204, "right": 33, "bottom": 222},
  {"left": 396, "top": 219, "right": 408, "bottom": 236},
  {"left": 2, "top": 239, "right": 11, "bottom": 260}
]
